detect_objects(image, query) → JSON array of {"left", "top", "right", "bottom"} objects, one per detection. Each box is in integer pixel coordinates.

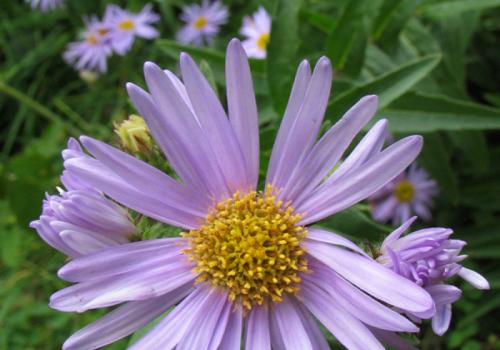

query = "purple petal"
[
  {"left": 305, "top": 228, "right": 370, "bottom": 257},
  {"left": 267, "top": 57, "right": 332, "bottom": 190},
  {"left": 369, "top": 327, "right": 418, "bottom": 350},
  {"left": 51, "top": 263, "right": 195, "bottom": 312},
  {"left": 59, "top": 228, "right": 121, "bottom": 256},
  {"left": 381, "top": 216, "right": 418, "bottom": 247},
  {"left": 62, "top": 284, "right": 192, "bottom": 350},
  {"left": 226, "top": 39, "right": 260, "bottom": 189},
  {"left": 426, "top": 284, "right": 462, "bottom": 305},
  {"left": 217, "top": 303, "right": 243, "bottom": 350},
  {"left": 292, "top": 298, "right": 330, "bottom": 350},
  {"left": 245, "top": 305, "right": 271, "bottom": 350},
  {"left": 282, "top": 95, "right": 378, "bottom": 203},
  {"left": 270, "top": 297, "right": 314, "bottom": 350},
  {"left": 58, "top": 238, "right": 185, "bottom": 282},
  {"left": 80, "top": 135, "right": 209, "bottom": 215},
  {"left": 266, "top": 60, "right": 311, "bottom": 186},
  {"left": 129, "top": 285, "right": 218, "bottom": 350},
  {"left": 432, "top": 303, "right": 452, "bottom": 336},
  {"left": 303, "top": 240, "right": 435, "bottom": 316},
  {"left": 65, "top": 157, "right": 199, "bottom": 229},
  {"left": 304, "top": 262, "right": 419, "bottom": 332},
  {"left": 458, "top": 267, "right": 490, "bottom": 290},
  {"left": 298, "top": 135, "right": 423, "bottom": 225},
  {"left": 179, "top": 52, "right": 249, "bottom": 193},
  {"left": 301, "top": 280, "right": 385, "bottom": 350},
  {"left": 143, "top": 62, "right": 230, "bottom": 199},
  {"left": 324, "top": 119, "right": 389, "bottom": 186}
]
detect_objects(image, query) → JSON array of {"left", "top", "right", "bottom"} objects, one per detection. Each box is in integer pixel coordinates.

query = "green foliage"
[{"left": 1, "top": 0, "right": 500, "bottom": 349}]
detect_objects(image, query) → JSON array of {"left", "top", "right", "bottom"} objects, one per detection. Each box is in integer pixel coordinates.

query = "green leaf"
[
  {"left": 449, "top": 131, "right": 490, "bottom": 173},
  {"left": 418, "top": 132, "right": 459, "bottom": 204},
  {"left": 458, "top": 294, "right": 500, "bottom": 327},
  {"left": 325, "top": 0, "right": 367, "bottom": 71},
  {"left": 378, "top": 92, "right": 500, "bottom": 132},
  {"left": 317, "top": 206, "right": 391, "bottom": 242},
  {"left": 267, "top": 0, "right": 303, "bottom": 115},
  {"left": 328, "top": 54, "right": 440, "bottom": 120},
  {"left": 419, "top": 0, "right": 500, "bottom": 19}
]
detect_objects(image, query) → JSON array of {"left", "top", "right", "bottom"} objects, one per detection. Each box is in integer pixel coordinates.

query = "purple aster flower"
[
  {"left": 105, "top": 4, "right": 160, "bottom": 55},
  {"left": 371, "top": 163, "right": 439, "bottom": 225},
  {"left": 28, "top": 0, "right": 64, "bottom": 12},
  {"left": 46, "top": 39, "right": 435, "bottom": 350},
  {"left": 176, "top": 0, "right": 228, "bottom": 46},
  {"left": 378, "top": 217, "right": 490, "bottom": 335},
  {"left": 30, "top": 139, "right": 136, "bottom": 258},
  {"left": 240, "top": 6, "right": 271, "bottom": 59},
  {"left": 63, "top": 16, "right": 113, "bottom": 73}
]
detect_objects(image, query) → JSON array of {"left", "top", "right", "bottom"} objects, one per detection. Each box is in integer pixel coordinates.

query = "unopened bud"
[{"left": 115, "top": 115, "right": 153, "bottom": 155}]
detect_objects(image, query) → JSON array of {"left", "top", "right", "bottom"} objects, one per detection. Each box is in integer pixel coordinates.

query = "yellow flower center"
[
  {"left": 86, "top": 34, "right": 98, "bottom": 45},
  {"left": 183, "top": 185, "right": 308, "bottom": 310},
  {"left": 256, "top": 33, "right": 270, "bottom": 50},
  {"left": 119, "top": 19, "right": 135, "bottom": 31},
  {"left": 394, "top": 180, "right": 415, "bottom": 203},
  {"left": 193, "top": 16, "right": 208, "bottom": 30}
]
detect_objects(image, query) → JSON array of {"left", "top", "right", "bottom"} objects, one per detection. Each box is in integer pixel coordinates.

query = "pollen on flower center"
[
  {"left": 256, "top": 33, "right": 270, "bottom": 49},
  {"left": 86, "top": 34, "right": 98, "bottom": 45},
  {"left": 193, "top": 16, "right": 208, "bottom": 30},
  {"left": 182, "top": 185, "right": 308, "bottom": 310},
  {"left": 394, "top": 180, "right": 415, "bottom": 202},
  {"left": 119, "top": 19, "right": 135, "bottom": 31}
]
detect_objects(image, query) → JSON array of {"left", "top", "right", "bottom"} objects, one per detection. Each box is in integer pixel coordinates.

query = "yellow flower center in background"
[
  {"left": 394, "top": 180, "right": 415, "bottom": 203},
  {"left": 256, "top": 33, "right": 270, "bottom": 50},
  {"left": 193, "top": 16, "right": 208, "bottom": 30},
  {"left": 119, "top": 19, "right": 135, "bottom": 31},
  {"left": 86, "top": 34, "right": 98, "bottom": 45},
  {"left": 183, "top": 185, "right": 308, "bottom": 310}
]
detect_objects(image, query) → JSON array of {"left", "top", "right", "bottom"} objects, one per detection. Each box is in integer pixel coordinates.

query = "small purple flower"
[
  {"left": 43, "top": 39, "right": 435, "bottom": 350},
  {"left": 176, "top": 0, "right": 228, "bottom": 46},
  {"left": 240, "top": 6, "right": 271, "bottom": 59},
  {"left": 378, "top": 217, "right": 490, "bottom": 335},
  {"left": 31, "top": 139, "right": 136, "bottom": 258},
  {"left": 371, "top": 163, "right": 439, "bottom": 225},
  {"left": 28, "top": 0, "right": 64, "bottom": 12},
  {"left": 106, "top": 4, "right": 160, "bottom": 55},
  {"left": 63, "top": 16, "right": 113, "bottom": 73}
]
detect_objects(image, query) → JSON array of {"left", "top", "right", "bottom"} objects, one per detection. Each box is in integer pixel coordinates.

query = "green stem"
[{"left": 0, "top": 80, "right": 80, "bottom": 135}]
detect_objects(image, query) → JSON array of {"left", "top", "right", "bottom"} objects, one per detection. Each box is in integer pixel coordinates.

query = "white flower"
[{"left": 240, "top": 7, "right": 271, "bottom": 59}]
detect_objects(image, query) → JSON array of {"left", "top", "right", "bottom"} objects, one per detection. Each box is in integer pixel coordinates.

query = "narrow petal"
[
  {"left": 225, "top": 39, "right": 260, "bottom": 189},
  {"left": 51, "top": 263, "right": 195, "bottom": 312},
  {"left": 245, "top": 305, "right": 271, "bottom": 350},
  {"left": 299, "top": 135, "right": 423, "bottom": 225},
  {"left": 217, "top": 304, "right": 243, "bottom": 350},
  {"left": 271, "top": 297, "right": 314, "bottom": 350},
  {"left": 58, "top": 238, "right": 185, "bottom": 282},
  {"left": 292, "top": 298, "right": 330, "bottom": 350},
  {"left": 65, "top": 157, "right": 199, "bottom": 229},
  {"left": 80, "top": 135, "right": 209, "bottom": 215},
  {"left": 143, "top": 62, "right": 230, "bottom": 199},
  {"left": 180, "top": 52, "right": 248, "bottom": 192},
  {"left": 268, "top": 57, "right": 332, "bottom": 190},
  {"left": 305, "top": 228, "right": 369, "bottom": 257},
  {"left": 381, "top": 216, "right": 418, "bottom": 247},
  {"left": 303, "top": 240, "right": 435, "bottom": 316},
  {"left": 459, "top": 267, "right": 490, "bottom": 290},
  {"left": 126, "top": 82, "right": 208, "bottom": 193},
  {"left": 62, "top": 284, "right": 192, "bottom": 350},
  {"left": 59, "top": 229, "right": 121, "bottom": 256},
  {"left": 176, "top": 289, "right": 228, "bottom": 350},
  {"left": 304, "top": 262, "right": 419, "bottom": 332},
  {"left": 266, "top": 59, "right": 311, "bottom": 184},
  {"left": 324, "top": 119, "right": 389, "bottom": 186},
  {"left": 432, "top": 303, "right": 452, "bottom": 336},
  {"left": 301, "top": 280, "right": 385, "bottom": 350},
  {"left": 281, "top": 95, "right": 378, "bottom": 203},
  {"left": 426, "top": 284, "right": 462, "bottom": 305}
]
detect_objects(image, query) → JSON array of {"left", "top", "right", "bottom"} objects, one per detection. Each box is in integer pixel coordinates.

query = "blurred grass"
[{"left": 1, "top": 0, "right": 500, "bottom": 349}]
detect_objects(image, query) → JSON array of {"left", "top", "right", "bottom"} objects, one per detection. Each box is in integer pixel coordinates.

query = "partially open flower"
[{"left": 378, "top": 217, "right": 490, "bottom": 335}]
